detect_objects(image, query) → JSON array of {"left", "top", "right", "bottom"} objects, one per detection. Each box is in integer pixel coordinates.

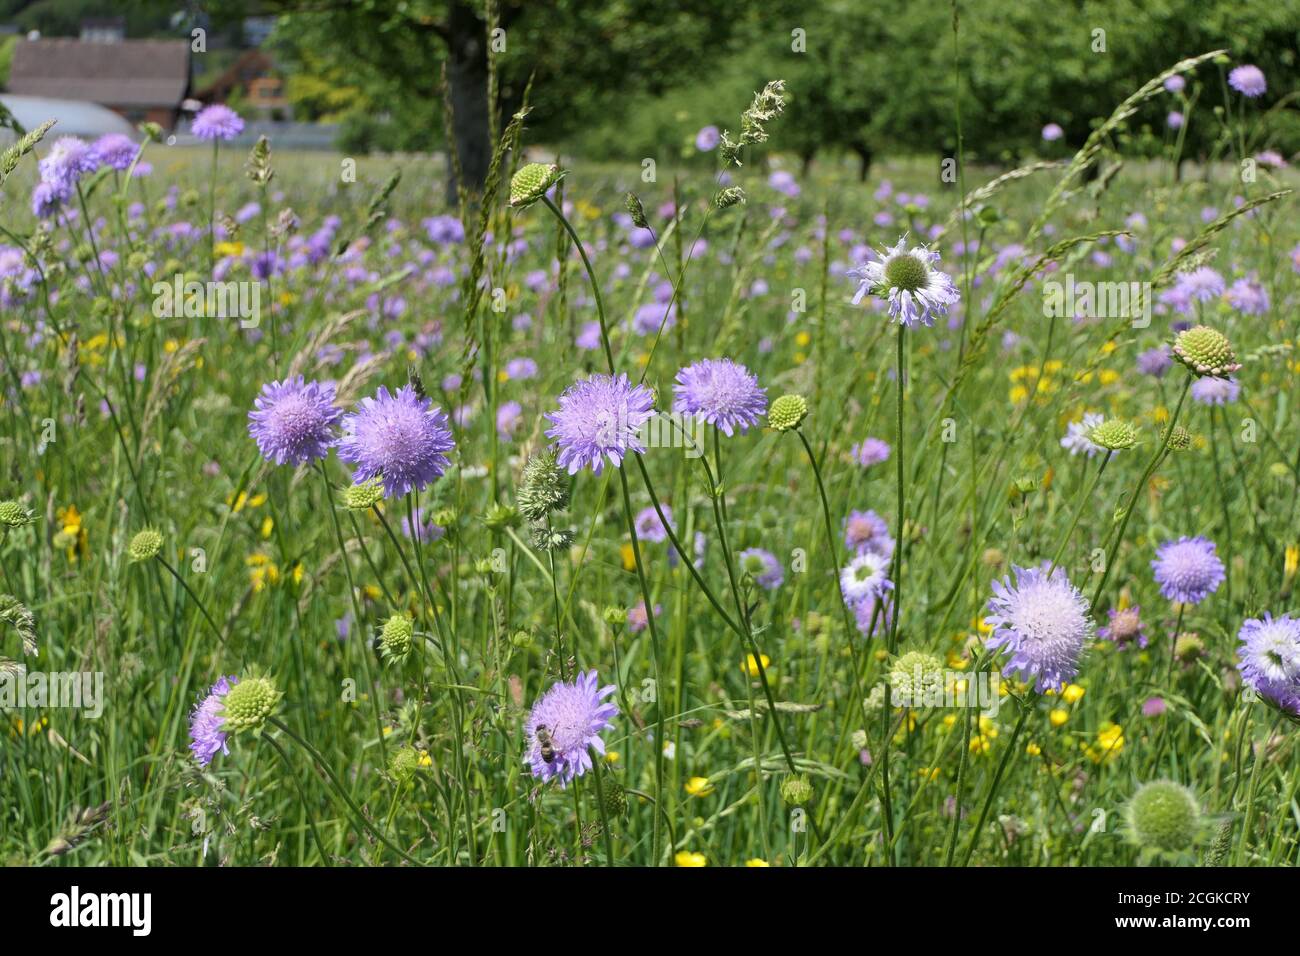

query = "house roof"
[{"left": 7, "top": 39, "right": 190, "bottom": 108}]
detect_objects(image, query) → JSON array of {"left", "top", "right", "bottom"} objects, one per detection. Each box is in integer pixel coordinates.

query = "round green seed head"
[
  {"left": 601, "top": 779, "right": 628, "bottom": 818},
  {"left": 219, "top": 673, "right": 282, "bottom": 734},
  {"left": 1089, "top": 418, "right": 1139, "bottom": 451},
  {"left": 127, "top": 528, "right": 164, "bottom": 562},
  {"left": 388, "top": 746, "right": 420, "bottom": 785},
  {"left": 780, "top": 773, "right": 814, "bottom": 806},
  {"left": 884, "top": 253, "right": 928, "bottom": 293},
  {"left": 380, "top": 614, "right": 414, "bottom": 661},
  {"left": 1125, "top": 780, "right": 1201, "bottom": 854},
  {"left": 889, "top": 651, "right": 946, "bottom": 701},
  {"left": 0, "top": 500, "right": 36, "bottom": 529},
  {"left": 1167, "top": 425, "right": 1192, "bottom": 451},
  {"left": 768, "top": 394, "right": 808, "bottom": 432},
  {"left": 1172, "top": 326, "right": 1241, "bottom": 377},
  {"left": 509, "top": 163, "right": 563, "bottom": 208},
  {"left": 343, "top": 477, "right": 385, "bottom": 511},
  {"left": 1174, "top": 632, "right": 1205, "bottom": 663}
]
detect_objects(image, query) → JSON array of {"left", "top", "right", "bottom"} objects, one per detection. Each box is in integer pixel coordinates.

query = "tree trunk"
[
  {"left": 851, "top": 143, "right": 873, "bottom": 181},
  {"left": 445, "top": 0, "right": 491, "bottom": 205}
]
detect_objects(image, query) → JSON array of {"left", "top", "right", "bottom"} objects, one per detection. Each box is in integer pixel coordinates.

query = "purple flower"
[
  {"left": 627, "top": 601, "right": 661, "bottom": 633},
  {"left": 545, "top": 373, "right": 655, "bottom": 475},
  {"left": 1190, "top": 376, "right": 1239, "bottom": 406},
  {"left": 739, "top": 548, "right": 784, "bottom": 590},
  {"left": 847, "top": 236, "right": 960, "bottom": 329},
  {"left": 843, "top": 509, "right": 894, "bottom": 559},
  {"left": 1226, "top": 277, "right": 1269, "bottom": 315},
  {"left": 1041, "top": 123, "right": 1064, "bottom": 142},
  {"left": 1060, "top": 412, "right": 1105, "bottom": 457},
  {"left": 247, "top": 376, "right": 342, "bottom": 467},
  {"left": 635, "top": 505, "right": 673, "bottom": 543},
  {"left": 851, "top": 437, "right": 891, "bottom": 467},
  {"left": 695, "top": 125, "right": 720, "bottom": 151},
  {"left": 1142, "top": 697, "right": 1167, "bottom": 717},
  {"left": 1137, "top": 346, "right": 1172, "bottom": 378},
  {"left": 39, "top": 136, "right": 98, "bottom": 191},
  {"left": 192, "top": 104, "right": 245, "bottom": 141},
  {"left": 1163, "top": 75, "right": 1186, "bottom": 93},
  {"left": 984, "top": 564, "right": 1092, "bottom": 693},
  {"left": 1098, "top": 605, "right": 1148, "bottom": 650},
  {"left": 189, "top": 676, "right": 236, "bottom": 766},
  {"left": 423, "top": 215, "right": 465, "bottom": 244},
  {"left": 1151, "top": 536, "right": 1225, "bottom": 605},
  {"left": 91, "top": 133, "right": 137, "bottom": 171},
  {"left": 1167, "top": 111, "right": 1184, "bottom": 130},
  {"left": 672, "top": 358, "right": 767, "bottom": 437},
  {"left": 496, "top": 400, "right": 523, "bottom": 441},
  {"left": 524, "top": 670, "right": 618, "bottom": 785},
  {"left": 851, "top": 591, "right": 892, "bottom": 638},
  {"left": 31, "top": 180, "right": 64, "bottom": 219},
  {"left": 338, "top": 384, "right": 456, "bottom": 497},
  {"left": 1236, "top": 613, "right": 1300, "bottom": 713},
  {"left": 1228, "top": 64, "right": 1267, "bottom": 98},
  {"left": 840, "top": 551, "right": 892, "bottom": 605}
]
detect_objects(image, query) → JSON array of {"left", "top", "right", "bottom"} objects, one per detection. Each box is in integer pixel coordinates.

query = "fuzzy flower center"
[{"left": 884, "top": 253, "right": 928, "bottom": 293}]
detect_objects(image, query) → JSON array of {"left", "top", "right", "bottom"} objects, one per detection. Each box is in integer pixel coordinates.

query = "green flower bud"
[
  {"left": 601, "top": 606, "right": 626, "bottom": 626},
  {"left": 483, "top": 502, "right": 520, "bottom": 531},
  {"left": 1172, "top": 326, "right": 1241, "bottom": 377},
  {"left": 509, "top": 163, "right": 564, "bottom": 208},
  {"left": 220, "top": 672, "right": 282, "bottom": 734},
  {"left": 0, "top": 500, "right": 36, "bottom": 529},
  {"left": 780, "top": 773, "right": 814, "bottom": 806},
  {"left": 388, "top": 746, "right": 420, "bottom": 786},
  {"left": 127, "top": 528, "right": 164, "bottom": 562},
  {"left": 510, "top": 629, "right": 533, "bottom": 649},
  {"left": 380, "top": 614, "right": 414, "bottom": 662},
  {"left": 1089, "top": 418, "right": 1139, "bottom": 451},
  {"left": 343, "top": 477, "right": 385, "bottom": 511},
  {"left": 1166, "top": 425, "right": 1192, "bottom": 451},
  {"left": 517, "top": 451, "right": 569, "bottom": 522},
  {"left": 1125, "top": 780, "right": 1201, "bottom": 854},
  {"left": 1173, "top": 632, "right": 1205, "bottom": 664},
  {"left": 768, "top": 394, "right": 808, "bottom": 432},
  {"left": 601, "top": 778, "right": 628, "bottom": 818}
]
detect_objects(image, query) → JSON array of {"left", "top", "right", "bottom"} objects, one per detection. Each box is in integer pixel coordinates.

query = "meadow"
[{"left": 1, "top": 56, "right": 1298, "bottom": 869}]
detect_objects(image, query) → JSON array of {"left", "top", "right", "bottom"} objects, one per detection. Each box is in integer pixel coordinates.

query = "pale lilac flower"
[
  {"left": 627, "top": 601, "right": 661, "bottom": 633},
  {"left": 984, "top": 564, "right": 1091, "bottom": 693},
  {"left": 247, "top": 377, "right": 342, "bottom": 467},
  {"left": 672, "top": 358, "right": 767, "bottom": 437},
  {"left": 91, "top": 133, "right": 137, "bottom": 171},
  {"left": 524, "top": 670, "right": 618, "bottom": 785},
  {"left": 1098, "top": 605, "right": 1148, "bottom": 650},
  {"left": 739, "top": 548, "right": 784, "bottom": 590},
  {"left": 189, "top": 676, "right": 236, "bottom": 766},
  {"left": 192, "top": 104, "right": 244, "bottom": 140},
  {"left": 840, "top": 551, "right": 893, "bottom": 605},
  {"left": 545, "top": 373, "right": 655, "bottom": 475},
  {"left": 1041, "top": 123, "right": 1064, "bottom": 141},
  {"left": 695, "top": 125, "right": 720, "bottom": 151},
  {"left": 847, "top": 236, "right": 960, "bottom": 329},
  {"left": 851, "top": 437, "right": 891, "bottom": 467},
  {"left": 1228, "top": 64, "right": 1266, "bottom": 98},
  {"left": 1226, "top": 277, "right": 1269, "bottom": 315},
  {"left": 1151, "top": 536, "right": 1224, "bottom": 605},
  {"left": 1060, "top": 412, "right": 1105, "bottom": 457},
  {"left": 338, "top": 384, "right": 456, "bottom": 497},
  {"left": 635, "top": 505, "right": 673, "bottom": 543},
  {"left": 1237, "top": 613, "right": 1300, "bottom": 713},
  {"left": 843, "top": 509, "right": 894, "bottom": 559},
  {"left": 1137, "top": 346, "right": 1172, "bottom": 378},
  {"left": 1163, "top": 75, "right": 1186, "bottom": 93},
  {"left": 1190, "top": 376, "right": 1239, "bottom": 406}
]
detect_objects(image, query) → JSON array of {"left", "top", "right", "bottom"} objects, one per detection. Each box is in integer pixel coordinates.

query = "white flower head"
[{"left": 847, "top": 235, "right": 960, "bottom": 329}]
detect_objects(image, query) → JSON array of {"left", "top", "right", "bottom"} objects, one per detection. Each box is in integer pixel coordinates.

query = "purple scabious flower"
[
  {"left": 1236, "top": 613, "right": 1300, "bottom": 713},
  {"left": 1137, "top": 346, "right": 1172, "bottom": 378},
  {"left": 851, "top": 437, "right": 891, "bottom": 467},
  {"left": 695, "top": 125, "right": 720, "bottom": 151},
  {"left": 1190, "top": 376, "right": 1240, "bottom": 406},
  {"left": 31, "top": 180, "right": 64, "bottom": 219},
  {"left": 247, "top": 376, "right": 342, "bottom": 466},
  {"left": 1041, "top": 123, "right": 1064, "bottom": 141},
  {"left": 635, "top": 505, "right": 673, "bottom": 543},
  {"left": 1226, "top": 277, "right": 1269, "bottom": 315},
  {"left": 1179, "top": 266, "right": 1225, "bottom": 302},
  {"left": 851, "top": 590, "right": 892, "bottom": 638},
  {"left": 1151, "top": 536, "right": 1225, "bottom": 605},
  {"left": 840, "top": 550, "right": 893, "bottom": 605},
  {"left": 496, "top": 400, "right": 523, "bottom": 441},
  {"left": 338, "top": 384, "right": 456, "bottom": 497},
  {"left": 1060, "top": 412, "right": 1104, "bottom": 457},
  {"left": 1098, "top": 605, "right": 1148, "bottom": 650},
  {"left": 984, "top": 564, "right": 1092, "bottom": 693},
  {"left": 843, "top": 508, "right": 895, "bottom": 559},
  {"left": 39, "top": 136, "right": 98, "bottom": 191},
  {"left": 846, "top": 235, "right": 960, "bottom": 329},
  {"left": 91, "top": 133, "right": 137, "bottom": 171},
  {"left": 422, "top": 215, "right": 465, "bottom": 244},
  {"left": 524, "top": 670, "right": 618, "bottom": 786},
  {"left": 739, "top": 547, "right": 784, "bottom": 590},
  {"left": 189, "top": 676, "right": 236, "bottom": 766},
  {"left": 672, "top": 358, "right": 767, "bottom": 437},
  {"left": 1228, "top": 64, "right": 1267, "bottom": 98},
  {"left": 1163, "top": 75, "right": 1186, "bottom": 93},
  {"left": 627, "top": 600, "right": 661, "bottom": 633},
  {"left": 545, "top": 373, "right": 655, "bottom": 475},
  {"left": 192, "top": 104, "right": 245, "bottom": 141}
]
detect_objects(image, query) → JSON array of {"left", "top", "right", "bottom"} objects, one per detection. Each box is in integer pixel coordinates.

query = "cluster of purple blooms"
[{"left": 247, "top": 376, "right": 456, "bottom": 499}]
